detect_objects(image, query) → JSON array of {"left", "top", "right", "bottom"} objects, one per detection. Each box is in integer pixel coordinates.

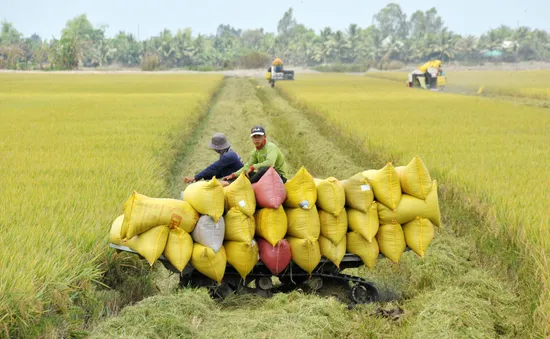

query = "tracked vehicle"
[{"left": 109, "top": 242, "right": 390, "bottom": 306}]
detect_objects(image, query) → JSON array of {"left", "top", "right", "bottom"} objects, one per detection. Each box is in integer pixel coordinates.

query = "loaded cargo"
[{"left": 109, "top": 156, "right": 440, "bottom": 305}]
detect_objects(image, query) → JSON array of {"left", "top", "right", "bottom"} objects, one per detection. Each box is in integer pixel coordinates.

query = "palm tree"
[
  {"left": 333, "top": 30, "right": 346, "bottom": 62},
  {"left": 454, "top": 35, "right": 478, "bottom": 60},
  {"left": 157, "top": 29, "right": 175, "bottom": 67},
  {"left": 319, "top": 27, "right": 336, "bottom": 63},
  {"left": 430, "top": 28, "right": 457, "bottom": 61},
  {"left": 345, "top": 24, "right": 361, "bottom": 63},
  {"left": 174, "top": 28, "right": 195, "bottom": 67}
]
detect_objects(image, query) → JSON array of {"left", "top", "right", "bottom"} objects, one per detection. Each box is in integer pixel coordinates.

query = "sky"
[{"left": 3, "top": 0, "right": 549, "bottom": 40}]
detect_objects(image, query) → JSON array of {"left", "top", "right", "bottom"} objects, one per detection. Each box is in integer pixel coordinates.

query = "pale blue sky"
[{"left": 3, "top": 0, "right": 549, "bottom": 39}]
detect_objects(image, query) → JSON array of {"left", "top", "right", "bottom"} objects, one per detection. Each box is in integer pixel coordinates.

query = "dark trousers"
[{"left": 249, "top": 167, "right": 287, "bottom": 184}]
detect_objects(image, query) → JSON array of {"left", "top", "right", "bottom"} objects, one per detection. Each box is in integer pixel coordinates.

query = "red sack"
[
  {"left": 252, "top": 167, "right": 287, "bottom": 209},
  {"left": 257, "top": 237, "right": 291, "bottom": 275}
]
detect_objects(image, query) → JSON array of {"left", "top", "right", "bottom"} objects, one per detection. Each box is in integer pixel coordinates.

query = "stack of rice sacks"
[
  {"left": 340, "top": 172, "right": 380, "bottom": 270},
  {"left": 222, "top": 173, "right": 259, "bottom": 280},
  {"left": 109, "top": 191, "right": 200, "bottom": 275},
  {"left": 362, "top": 163, "right": 405, "bottom": 265},
  {"left": 283, "top": 167, "right": 320, "bottom": 274},
  {"left": 314, "top": 177, "right": 347, "bottom": 269},
  {"left": 252, "top": 167, "right": 291, "bottom": 275},
  {"left": 108, "top": 155, "right": 441, "bottom": 279},
  {"left": 339, "top": 156, "right": 440, "bottom": 269},
  {"left": 182, "top": 178, "right": 226, "bottom": 283},
  {"left": 377, "top": 156, "right": 440, "bottom": 260}
]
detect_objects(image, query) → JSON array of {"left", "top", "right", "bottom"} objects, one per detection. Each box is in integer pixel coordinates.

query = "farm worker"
[
  {"left": 223, "top": 125, "right": 288, "bottom": 184},
  {"left": 184, "top": 132, "right": 244, "bottom": 185}
]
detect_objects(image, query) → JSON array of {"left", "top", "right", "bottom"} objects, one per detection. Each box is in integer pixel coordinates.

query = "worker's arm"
[
  {"left": 250, "top": 145, "right": 278, "bottom": 171},
  {"left": 230, "top": 151, "right": 256, "bottom": 177},
  {"left": 194, "top": 154, "right": 231, "bottom": 181}
]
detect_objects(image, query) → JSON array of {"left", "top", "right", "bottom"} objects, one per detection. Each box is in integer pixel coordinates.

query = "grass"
[
  {"left": 90, "top": 289, "right": 368, "bottom": 339},
  {"left": 91, "top": 78, "right": 526, "bottom": 338},
  {"left": 313, "top": 63, "right": 370, "bottom": 73},
  {"left": 0, "top": 73, "right": 223, "bottom": 337},
  {"left": 277, "top": 74, "right": 550, "bottom": 336}
]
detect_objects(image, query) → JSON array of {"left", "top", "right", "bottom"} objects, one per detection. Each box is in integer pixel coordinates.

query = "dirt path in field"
[{"left": 168, "top": 77, "right": 261, "bottom": 198}]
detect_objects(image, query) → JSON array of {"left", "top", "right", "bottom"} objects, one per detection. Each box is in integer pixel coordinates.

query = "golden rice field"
[
  {"left": 278, "top": 74, "right": 550, "bottom": 334},
  {"left": 2, "top": 70, "right": 549, "bottom": 337},
  {"left": 0, "top": 73, "right": 223, "bottom": 335},
  {"left": 365, "top": 70, "right": 550, "bottom": 100}
]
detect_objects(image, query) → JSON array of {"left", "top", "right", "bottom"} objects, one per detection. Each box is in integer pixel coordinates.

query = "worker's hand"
[
  {"left": 222, "top": 173, "right": 236, "bottom": 181},
  {"left": 183, "top": 176, "right": 196, "bottom": 183},
  {"left": 245, "top": 166, "right": 255, "bottom": 178}
]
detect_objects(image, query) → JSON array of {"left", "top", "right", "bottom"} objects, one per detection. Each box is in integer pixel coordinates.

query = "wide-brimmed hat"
[{"left": 208, "top": 132, "right": 231, "bottom": 150}]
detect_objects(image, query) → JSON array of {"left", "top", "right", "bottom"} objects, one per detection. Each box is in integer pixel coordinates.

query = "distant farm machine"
[
  {"left": 407, "top": 59, "right": 446, "bottom": 91},
  {"left": 265, "top": 57, "right": 295, "bottom": 88}
]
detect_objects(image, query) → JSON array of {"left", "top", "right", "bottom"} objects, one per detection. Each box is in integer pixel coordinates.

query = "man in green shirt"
[{"left": 223, "top": 125, "right": 287, "bottom": 183}]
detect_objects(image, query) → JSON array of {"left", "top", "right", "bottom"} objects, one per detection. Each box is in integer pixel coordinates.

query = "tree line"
[{"left": 1, "top": 3, "right": 550, "bottom": 71}]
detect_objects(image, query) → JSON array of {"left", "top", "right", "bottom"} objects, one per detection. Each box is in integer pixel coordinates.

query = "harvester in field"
[
  {"left": 407, "top": 59, "right": 446, "bottom": 91},
  {"left": 265, "top": 57, "right": 295, "bottom": 88}
]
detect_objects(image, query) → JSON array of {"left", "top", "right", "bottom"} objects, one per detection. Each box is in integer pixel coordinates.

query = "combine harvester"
[
  {"left": 407, "top": 59, "right": 447, "bottom": 91},
  {"left": 110, "top": 242, "right": 382, "bottom": 305},
  {"left": 265, "top": 57, "right": 295, "bottom": 88}
]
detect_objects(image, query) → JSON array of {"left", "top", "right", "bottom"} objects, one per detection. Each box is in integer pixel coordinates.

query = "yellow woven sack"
[
  {"left": 121, "top": 191, "right": 199, "bottom": 240},
  {"left": 347, "top": 231, "right": 379, "bottom": 270},
  {"left": 362, "top": 163, "right": 402, "bottom": 210},
  {"left": 284, "top": 167, "right": 317, "bottom": 209},
  {"left": 163, "top": 227, "right": 193, "bottom": 272},
  {"left": 418, "top": 60, "right": 441, "bottom": 72},
  {"left": 191, "top": 243, "right": 227, "bottom": 283},
  {"left": 126, "top": 225, "right": 170, "bottom": 266},
  {"left": 287, "top": 237, "right": 321, "bottom": 274},
  {"left": 319, "top": 208, "right": 347, "bottom": 244},
  {"left": 223, "top": 186, "right": 230, "bottom": 214},
  {"left": 402, "top": 217, "right": 435, "bottom": 258},
  {"left": 255, "top": 206, "right": 288, "bottom": 246},
  {"left": 319, "top": 235, "right": 346, "bottom": 268},
  {"left": 224, "top": 173, "right": 256, "bottom": 217},
  {"left": 224, "top": 207, "right": 255, "bottom": 243},
  {"left": 347, "top": 202, "right": 379, "bottom": 242},
  {"left": 183, "top": 178, "right": 224, "bottom": 222},
  {"left": 314, "top": 177, "right": 346, "bottom": 217},
  {"left": 110, "top": 214, "right": 124, "bottom": 245},
  {"left": 395, "top": 156, "right": 432, "bottom": 200},
  {"left": 286, "top": 205, "right": 320, "bottom": 240},
  {"left": 378, "top": 180, "right": 441, "bottom": 227},
  {"left": 264, "top": 72, "right": 272, "bottom": 80},
  {"left": 225, "top": 240, "right": 259, "bottom": 279},
  {"left": 376, "top": 222, "right": 406, "bottom": 264},
  {"left": 341, "top": 172, "right": 374, "bottom": 213}
]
